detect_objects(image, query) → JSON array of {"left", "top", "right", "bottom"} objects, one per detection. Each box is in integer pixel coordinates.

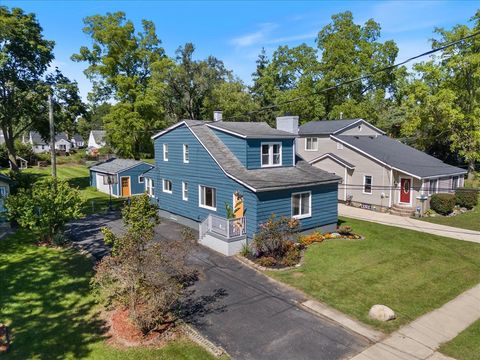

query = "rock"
[{"left": 368, "top": 305, "right": 396, "bottom": 322}]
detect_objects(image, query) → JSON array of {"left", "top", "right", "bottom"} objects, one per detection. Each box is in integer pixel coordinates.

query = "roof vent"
[{"left": 213, "top": 110, "right": 222, "bottom": 122}]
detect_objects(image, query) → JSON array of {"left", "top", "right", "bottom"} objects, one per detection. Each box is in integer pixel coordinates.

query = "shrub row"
[{"left": 430, "top": 189, "right": 478, "bottom": 215}]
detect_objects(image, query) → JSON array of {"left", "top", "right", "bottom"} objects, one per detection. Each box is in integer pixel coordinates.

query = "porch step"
[{"left": 390, "top": 205, "right": 415, "bottom": 217}]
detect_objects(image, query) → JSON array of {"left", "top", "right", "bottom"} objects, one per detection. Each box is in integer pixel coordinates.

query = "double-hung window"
[
  {"left": 451, "top": 176, "right": 459, "bottom": 191},
  {"left": 145, "top": 178, "right": 154, "bottom": 197},
  {"left": 162, "top": 179, "right": 172, "bottom": 193},
  {"left": 292, "top": 191, "right": 311, "bottom": 219},
  {"left": 428, "top": 179, "right": 438, "bottom": 195},
  {"left": 261, "top": 143, "right": 282, "bottom": 167},
  {"left": 199, "top": 185, "right": 216, "bottom": 210},
  {"left": 163, "top": 144, "right": 169, "bottom": 161},
  {"left": 363, "top": 175, "right": 372, "bottom": 194},
  {"left": 183, "top": 144, "right": 189, "bottom": 163},
  {"left": 182, "top": 181, "right": 188, "bottom": 201},
  {"left": 305, "top": 137, "right": 318, "bottom": 151}
]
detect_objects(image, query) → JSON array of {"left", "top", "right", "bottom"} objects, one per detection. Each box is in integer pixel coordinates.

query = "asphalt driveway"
[{"left": 68, "top": 212, "right": 369, "bottom": 360}]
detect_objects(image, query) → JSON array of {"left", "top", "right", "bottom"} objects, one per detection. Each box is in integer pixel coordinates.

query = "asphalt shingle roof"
[
  {"left": 90, "top": 158, "right": 152, "bottom": 174},
  {"left": 91, "top": 130, "right": 106, "bottom": 144},
  {"left": 72, "top": 134, "right": 84, "bottom": 142},
  {"left": 30, "top": 131, "right": 70, "bottom": 145},
  {"left": 208, "top": 121, "right": 296, "bottom": 139},
  {"left": 185, "top": 120, "right": 339, "bottom": 192},
  {"left": 335, "top": 135, "right": 467, "bottom": 178},
  {"left": 299, "top": 119, "right": 363, "bottom": 135}
]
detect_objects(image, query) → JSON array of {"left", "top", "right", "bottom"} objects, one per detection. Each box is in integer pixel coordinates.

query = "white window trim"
[
  {"left": 363, "top": 175, "right": 373, "bottom": 195},
  {"left": 183, "top": 144, "right": 189, "bottom": 163},
  {"left": 198, "top": 185, "right": 217, "bottom": 211},
  {"left": 399, "top": 176, "right": 413, "bottom": 206},
  {"left": 145, "top": 177, "right": 154, "bottom": 197},
  {"left": 291, "top": 191, "right": 312, "bottom": 219},
  {"left": 182, "top": 181, "right": 188, "bottom": 201},
  {"left": 138, "top": 175, "right": 145, "bottom": 183},
  {"left": 260, "top": 142, "right": 282, "bottom": 168},
  {"left": 162, "top": 179, "right": 172, "bottom": 194},
  {"left": 163, "top": 143, "right": 168, "bottom": 161},
  {"left": 304, "top": 137, "right": 318, "bottom": 151},
  {"left": 428, "top": 178, "right": 438, "bottom": 196}
]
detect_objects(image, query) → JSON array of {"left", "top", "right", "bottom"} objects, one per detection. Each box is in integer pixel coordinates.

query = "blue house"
[
  {"left": 90, "top": 158, "right": 154, "bottom": 197},
  {"left": 148, "top": 119, "right": 340, "bottom": 255}
]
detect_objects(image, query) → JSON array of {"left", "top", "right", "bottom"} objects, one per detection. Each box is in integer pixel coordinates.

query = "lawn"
[
  {"left": 439, "top": 319, "right": 480, "bottom": 360},
  {"left": 269, "top": 217, "right": 480, "bottom": 333},
  {"left": 0, "top": 230, "right": 221, "bottom": 360}
]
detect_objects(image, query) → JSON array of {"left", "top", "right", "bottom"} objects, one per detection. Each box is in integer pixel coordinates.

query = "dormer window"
[
  {"left": 305, "top": 137, "right": 318, "bottom": 151},
  {"left": 261, "top": 142, "right": 282, "bottom": 167}
]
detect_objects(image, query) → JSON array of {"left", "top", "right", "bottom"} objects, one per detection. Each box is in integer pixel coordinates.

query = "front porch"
[{"left": 199, "top": 214, "right": 247, "bottom": 256}]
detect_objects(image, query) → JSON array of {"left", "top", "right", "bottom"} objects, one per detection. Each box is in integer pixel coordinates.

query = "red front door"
[{"left": 400, "top": 178, "right": 411, "bottom": 204}]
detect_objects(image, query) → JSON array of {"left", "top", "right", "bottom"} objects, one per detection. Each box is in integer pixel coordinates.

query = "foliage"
[
  {"left": 94, "top": 194, "right": 195, "bottom": 334},
  {"left": 257, "top": 256, "right": 277, "bottom": 267},
  {"left": 337, "top": 225, "right": 353, "bottom": 236},
  {"left": 239, "top": 243, "right": 251, "bottom": 257},
  {"left": 5, "top": 177, "right": 83, "bottom": 241},
  {"left": 430, "top": 193, "right": 456, "bottom": 215},
  {"left": 298, "top": 232, "right": 325, "bottom": 246},
  {"left": 455, "top": 189, "right": 479, "bottom": 209},
  {"left": 180, "top": 226, "right": 196, "bottom": 243},
  {"left": 280, "top": 241, "right": 302, "bottom": 267},
  {"left": 51, "top": 231, "right": 70, "bottom": 247},
  {"left": 251, "top": 215, "right": 299, "bottom": 258}
]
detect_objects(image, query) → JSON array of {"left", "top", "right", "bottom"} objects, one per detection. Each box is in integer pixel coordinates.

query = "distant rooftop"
[
  {"left": 299, "top": 119, "right": 363, "bottom": 135},
  {"left": 208, "top": 121, "right": 296, "bottom": 139},
  {"left": 90, "top": 158, "right": 152, "bottom": 174}
]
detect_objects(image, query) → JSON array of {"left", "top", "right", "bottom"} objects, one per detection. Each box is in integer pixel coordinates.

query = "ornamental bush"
[
  {"left": 455, "top": 189, "right": 478, "bottom": 209},
  {"left": 430, "top": 193, "right": 456, "bottom": 215},
  {"left": 251, "top": 215, "right": 299, "bottom": 258}
]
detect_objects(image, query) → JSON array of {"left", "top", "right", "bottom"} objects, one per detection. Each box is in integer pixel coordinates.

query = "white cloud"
[
  {"left": 230, "top": 22, "right": 278, "bottom": 47},
  {"left": 266, "top": 31, "right": 317, "bottom": 45}
]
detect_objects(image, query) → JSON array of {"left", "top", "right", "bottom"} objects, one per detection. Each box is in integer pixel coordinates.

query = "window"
[
  {"left": 451, "top": 176, "right": 459, "bottom": 190},
  {"left": 138, "top": 176, "right": 144, "bottom": 183},
  {"left": 337, "top": 142, "right": 343, "bottom": 150},
  {"left": 183, "top": 144, "right": 189, "bottom": 163},
  {"left": 363, "top": 175, "right": 372, "bottom": 194},
  {"left": 59, "top": 144, "right": 66, "bottom": 150},
  {"left": 428, "top": 179, "right": 438, "bottom": 195},
  {"left": 163, "top": 179, "right": 172, "bottom": 193},
  {"left": 182, "top": 181, "right": 188, "bottom": 201},
  {"left": 261, "top": 143, "right": 282, "bottom": 167},
  {"left": 0, "top": 186, "right": 7, "bottom": 197},
  {"left": 199, "top": 185, "right": 216, "bottom": 210},
  {"left": 305, "top": 137, "right": 318, "bottom": 151},
  {"left": 292, "top": 191, "right": 311, "bottom": 219},
  {"left": 145, "top": 178, "right": 154, "bottom": 197},
  {"left": 163, "top": 144, "right": 169, "bottom": 161},
  {"left": 102, "top": 175, "right": 115, "bottom": 185}
]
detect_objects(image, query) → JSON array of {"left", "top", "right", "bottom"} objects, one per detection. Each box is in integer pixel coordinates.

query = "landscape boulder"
[{"left": 368, "top": 305, "right": 396, "bottom": 322}]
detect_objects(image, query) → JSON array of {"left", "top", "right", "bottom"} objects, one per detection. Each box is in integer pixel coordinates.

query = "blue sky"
[{"left": 4, "top": 1, "right": 479, "bottom": 100}]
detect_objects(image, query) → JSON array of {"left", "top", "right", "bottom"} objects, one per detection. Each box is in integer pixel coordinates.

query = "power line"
[{"left": 223, "top": 29, "right": 480, "bottom": 121}]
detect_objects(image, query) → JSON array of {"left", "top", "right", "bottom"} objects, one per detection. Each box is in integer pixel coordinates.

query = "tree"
[
  {"left": 5, "top": 177, "right": 84, "bottom": 242},
  {"left": 94, "top": 194, "right": 195, "bottom": 334},
  {"left": 0, "top": 7, "right": 53, "bottom": 171}
]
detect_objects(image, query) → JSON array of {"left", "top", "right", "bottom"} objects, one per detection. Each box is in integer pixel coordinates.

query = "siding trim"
[
  {"left": 309, "top": 153, "right": 355, "bottom": 170},
  {"left": 152, "top": 121, "right": 186, "bottom": 139},
  {"left": 333, "top": 119, "right": 386, "bottom": 136}
]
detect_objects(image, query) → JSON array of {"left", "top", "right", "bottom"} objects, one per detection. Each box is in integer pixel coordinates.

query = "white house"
[
  {"left": 24, "top": 132, "right": 73, "bottom": 153},
  {"left": 88, "top": 130, "right": 106, "bottom": 149},
  {"left": 71, "top": 134, "right": 85, "bottom": 148}
]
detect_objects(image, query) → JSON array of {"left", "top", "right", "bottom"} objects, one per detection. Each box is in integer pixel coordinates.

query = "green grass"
[
  {"left": 439, "top": 319, "right": 480, "bottom": 360},
  {"left": 0, "top": 230, "right": 222, "bottom": 360},
  {"left": 419, "top": 199, "right": 480, "bottom": 231},
  {"left": 269, "top": 217, "right": 480, "bottom": 333}
]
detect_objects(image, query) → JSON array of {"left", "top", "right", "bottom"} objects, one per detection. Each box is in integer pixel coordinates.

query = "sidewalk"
[
  {"left": 351, "top": 283, "right": 480, "bottom": 360},
  {"left": 339, "top": 204, "right": 480, "bottom": 243}
]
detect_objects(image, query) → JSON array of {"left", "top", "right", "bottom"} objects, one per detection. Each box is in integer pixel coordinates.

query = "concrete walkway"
[
  {"left": 339, "top": 204, "right": 480, "bottom": 243},
  {"left": 351, "top": 283, "right": 480, "bottom": 360}
]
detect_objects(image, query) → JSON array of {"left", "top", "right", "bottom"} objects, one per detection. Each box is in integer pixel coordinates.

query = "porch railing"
[{"left": 200, "top": 214, "right": 246, "bottom": 239}]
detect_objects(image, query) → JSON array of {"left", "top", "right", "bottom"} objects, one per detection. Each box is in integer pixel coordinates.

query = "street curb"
[{"left": 179, "top": 322, "right": 227, "bottom": 358}]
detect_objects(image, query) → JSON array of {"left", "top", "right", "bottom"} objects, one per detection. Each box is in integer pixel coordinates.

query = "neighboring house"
[
  {"left": 280, "top": 117, "right": 467, "bottom": 214},
  {"left": 149, "top": 118, "right": 340, "bottom": 256},
  {"left": 88, "top": 130, "right": 106, "bottom": 149},
  {"left": 24, "top": 132, "right": 72, "bottom": 153},
  {"left": 71, "top": 134, "right": 85, "bottom": 148},
  {"left": 90, "top": 158, "right": 154, "bottom": 197},
  {"left": 0, "top": 174, "right": 12, "bottom": 213}
]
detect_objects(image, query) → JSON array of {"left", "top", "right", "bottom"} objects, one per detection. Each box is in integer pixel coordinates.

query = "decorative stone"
[{"left": 368, "top": 305, "right": 396, "bottom": 322}]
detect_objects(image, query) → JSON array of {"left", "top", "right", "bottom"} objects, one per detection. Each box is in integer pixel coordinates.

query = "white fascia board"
[
  {"left": 309, "top": 153, "right": 355, "bottom": 170},
  {"left": 151, "top": 121, "right": 186, "bottom": 140}
]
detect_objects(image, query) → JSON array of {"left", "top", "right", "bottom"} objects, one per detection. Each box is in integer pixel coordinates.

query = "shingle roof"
[
  {"left": 299, "top": 119, "right": 362, "bottom": 135},
  {"left": 91, "top": 130, "right": 106, "bottom": 144},
  {"left": 72, "top": 134, "right": 84, "bottom": 142},
  {"left": 30, "top": 131, "right": 70, "bottom": 145},
  {"left": 335, "top": 135, "right": 467, "bottom": 178},
  {"left": 90, "top": 158, "right": 152, "bottom": 174},
  {"left": 208, "top": 121, "right": 296, "bottom": 139},
  {"left": 185, "top": 120, "right": 340, "bottom": 192},
  {"left": 310, "top": 153, "right": 355, "bottom": 169}
]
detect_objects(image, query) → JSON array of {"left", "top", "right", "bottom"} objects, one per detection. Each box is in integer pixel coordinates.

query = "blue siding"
[
  {"left": 153, "top": 124, "right": 258, "bottom": 237},
  {"left": 118, "top": 163, "right": 153, "bottom": 195},
  {"left": 247, "top": 138, "right": 295, "bottom": 169},
  {"left": 210, "top": 129, "right": 247, "bottom": 166},
  {"left": 256, "top": 183, "right": 338, "bottom": 232}
]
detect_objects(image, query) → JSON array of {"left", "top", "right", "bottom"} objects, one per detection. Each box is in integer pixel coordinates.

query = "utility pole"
[{"left": 48, "top": 93, "right": 56, "bottom": 178}]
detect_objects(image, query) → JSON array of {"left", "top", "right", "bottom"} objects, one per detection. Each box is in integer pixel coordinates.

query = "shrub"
[
  {"left": 251, "top": 215, "right": 299, "bottom": 258},
  {"left": 430, "top": 193, "right": 456, "bottom": 215},
  {"left": 455, "top": 189, "right": 478, "bottom": 209},
  {"left": 257, "top": 256, "right": 277, "bottom": 267},
  {"left": 181, "top": 226, "right": 196, "bottom": 243},
  {"left": 337, "top": 225, "right": 353, "bottom": 236},
  {"left": 52, "top": 232, "right": 69, "bottom": 246},
  {"left": 239, "top": 243, "right": 251, "bottom": 257},
  {"left": 298, "top": 232, "right": 324, "bottom": 245},
  {"left": 281, "top": 242, "right": 302, "bottom": 266}
]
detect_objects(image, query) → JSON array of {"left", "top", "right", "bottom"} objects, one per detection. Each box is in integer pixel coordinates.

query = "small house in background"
[
  {"left": 71, "top": 134, "right": 85, "bottom": 148},
  {"left": 0, "top": 174, "right": 12, "bottom": 213},
  {"left": 88, "top": 130, "right": 106, "bottom": 150},
  {"left": 89, "top": 158, "right": 154, "bottom": 197},
  {"left": 24, "top": 131, "right": 72, "bottom": 153}
]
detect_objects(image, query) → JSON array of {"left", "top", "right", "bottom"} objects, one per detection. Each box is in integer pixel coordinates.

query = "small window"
[
  {"left": 261, "top": 142, "right": 282, "bottom": 167},
  {"left": 451, "top": 176, "right": 458, "bottom": 190},
  {"left": 337, "top": 142, "right": 343, "bottom": 150},
  {"left": 0, "top": 186, "right": 7, "bottom": 198},
  {"left": 199, "top": 185, "right": 216, "bottom": 210},
  {"left": 358, "top": 125, "right": 362, "bottom": 132},
  {"left": 183, "top": 144, "right": 189, "bottom": 163},
  {"left": 145, "top": 178, "right": 155, "bottom": 197},
  {"left": 163, "top": 144, "right": 169, "bottom": 161},
  {"left": 163, "top": 179, "right": 172, "bottom": 193},
  {"left": 138, "top": 176, "right": 144, "bottom": 183},
  {"left": 182, "top": 181, "right": 188, "bottom": 201},
  {"left": 305, "top": 137, "right": 318, "bottom": 151},
  {"left": 363, "top": 175, "right": 372, "bottom": 194},
  {"left": 428, "top": 179, "right": 438, "bottom": 195},
  {"left": 292, "top": 191, "right": 311, "bottom": 219}
]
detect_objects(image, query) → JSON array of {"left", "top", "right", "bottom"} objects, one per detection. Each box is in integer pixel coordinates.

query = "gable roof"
[
  {"left": 298, "top": 118, "right": 386, "bottom": 136},
  {"left": 72, "top": 134, "right": 84, "bottom": 142},
  {"left": 90, "top": 158, "right": 153, "bottom": 175},
  {"left": 184, "top": 120, "right": 339, "bottom": 192},
  {"left": 309, "top": 153, "right": 355, "bottom": 170},
  {"left": 29, "top": 131, "right": 70, "bottom": 145},
  {"left": 333, "top": 135, "right": 467, "bottom": 179},
  {"left": 208, "top": 121, "right": 296, "bottom": 139},
  {"left": 90, "top": 130, "right": 106, "bottom": 144}
]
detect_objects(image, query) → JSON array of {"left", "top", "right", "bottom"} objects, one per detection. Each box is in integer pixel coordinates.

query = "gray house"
[{"left": 277, "top": 116, "right": 467, "bottom": 215}]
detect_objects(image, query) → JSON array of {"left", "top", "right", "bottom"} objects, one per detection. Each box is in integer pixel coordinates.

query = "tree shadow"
[
  {"left": 0, "top": 230, "right": 108, "bottom": 359},
  {"left": 175, "top": 288, "right": 229, "bottom": 326}
]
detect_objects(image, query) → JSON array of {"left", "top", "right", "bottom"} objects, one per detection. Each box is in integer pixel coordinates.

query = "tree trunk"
[
  {"left": 2, "top": 128, "right": 18, "bottom": 172},
  {"left": 467, "top": 160, "right": 476, "bottom": 180}
]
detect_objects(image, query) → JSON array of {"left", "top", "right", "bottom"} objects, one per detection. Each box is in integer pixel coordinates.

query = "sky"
[{"left": 4, "top": 0, "right": 479, "bottom": 100}]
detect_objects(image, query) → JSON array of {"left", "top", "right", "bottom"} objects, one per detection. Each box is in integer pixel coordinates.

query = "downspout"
[
  {"left": 344, "top": 167, "right": 347, "bottom": 202},
  {"left": 389, "top": 168, "right": 393, "bottom": 208}
]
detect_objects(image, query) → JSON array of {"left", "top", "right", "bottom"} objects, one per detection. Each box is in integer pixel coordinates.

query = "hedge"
[
  {"left": 430, "top": 193, "right": 456, "bottom": 215},
  {"left": 455, "top": 189, "right": 479, "bottom": 209}
]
